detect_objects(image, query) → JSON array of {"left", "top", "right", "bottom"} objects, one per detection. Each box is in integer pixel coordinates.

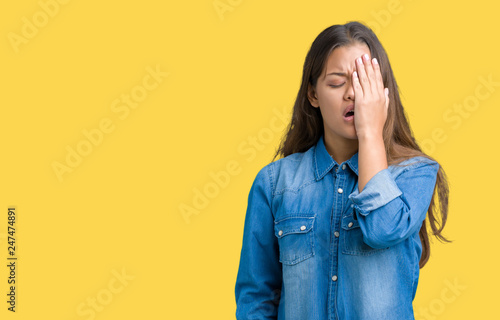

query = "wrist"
[{"left": 356, "top": 130, "right": 384, "bottom": 142}]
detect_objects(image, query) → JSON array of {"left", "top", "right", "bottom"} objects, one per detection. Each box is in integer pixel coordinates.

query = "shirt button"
[
  {"left": 332, "top": 275, "right": 338, "bottom": 281},
  {"left": 351, "top": 204, "right": 354, "bottom": 208},
  {"left": 337, "top": 188, "right": 343, "bottom": 194},
  {"left": 300, "top": 225, "right": 306, "bottom": 231},
  {"left": 334, "top": 231, "right": 340, "bottom": 237},
  {"left": 342, "top": 164, "right": 346, "bottom": 170},
  {"left": 278, "top": 230, "right": 283, "bottom": 236},
  {"left": 348, "top": 222, "right": 353, "bottom": 228}
]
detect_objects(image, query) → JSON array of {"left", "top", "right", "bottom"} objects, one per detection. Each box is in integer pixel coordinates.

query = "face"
[{"left": 308, "top": 43, "right": 371, "bottom": 145}]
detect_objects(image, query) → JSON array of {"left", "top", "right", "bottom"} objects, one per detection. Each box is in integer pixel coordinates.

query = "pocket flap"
[
  {"left": 274, "top": 216, "right": 314, "bottom": 238},
  {"left": 341, "top": 213, "right": 360, "bottom": 230}
]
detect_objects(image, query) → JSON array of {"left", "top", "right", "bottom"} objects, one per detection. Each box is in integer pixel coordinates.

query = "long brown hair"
[{"left": 273, "top": 21, "right": 450, "bottom": 268}]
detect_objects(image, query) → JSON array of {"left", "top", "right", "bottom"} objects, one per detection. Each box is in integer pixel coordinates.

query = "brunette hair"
[{"left": 273, "top": 21, "right": 450, "bottom": 268}]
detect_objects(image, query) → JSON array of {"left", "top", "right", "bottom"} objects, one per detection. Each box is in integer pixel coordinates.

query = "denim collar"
[{"left": 313, "top": 134, "right": 359, "bottom": 180}]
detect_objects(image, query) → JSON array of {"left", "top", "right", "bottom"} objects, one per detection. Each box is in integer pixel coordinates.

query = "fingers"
[
  {"left": 362, "top": 54, "right": 378, "bottom": 94},
  {"left": 355, "top": 54, "right": 385, "bottom": 97},
  {"left": 355, "top": 56, "right": 371, "bottom": 95},
  {"left": 352, "top": 70, "right": 363, "bottom": 99},
  {"left": 371, "top": 57, "right": 384, "bottom": 93}
]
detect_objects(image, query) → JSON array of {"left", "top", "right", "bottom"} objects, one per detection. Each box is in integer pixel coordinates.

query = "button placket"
[{"left": 329, "top": 171, "right": 345, "bottom": 300}]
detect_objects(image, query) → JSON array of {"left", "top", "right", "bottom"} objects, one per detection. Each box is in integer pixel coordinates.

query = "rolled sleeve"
[
  {"left": 348, "top": 158, "right": 440, "bottom": 249},
  {"left": 348, "top": 168, "right": 402, "bottom": 216}
]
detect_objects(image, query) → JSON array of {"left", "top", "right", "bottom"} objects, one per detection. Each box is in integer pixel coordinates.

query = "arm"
[
  {"left": 348, "top": 159, "right": 439, "bottom": 248},
  {"left": 357, "top": 134, "right": 387, "bottom": 192},
  {"left": 350, "top": 53, "right": 439, "bottom": 248},
  {"left": 235, "top": 166, "right": 282, "bottom": 320},
  {"left": 351, "top": 53, "right": 390, "bottom": 193}
]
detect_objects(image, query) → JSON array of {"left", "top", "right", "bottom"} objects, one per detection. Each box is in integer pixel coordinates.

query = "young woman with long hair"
[{"left": 235, "top": 21, "right": 449, "bottom": 320}]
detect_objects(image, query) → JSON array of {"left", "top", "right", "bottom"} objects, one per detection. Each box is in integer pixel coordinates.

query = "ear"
[{"left": 307, "top": 84, "right": 319, "bottom": 108}]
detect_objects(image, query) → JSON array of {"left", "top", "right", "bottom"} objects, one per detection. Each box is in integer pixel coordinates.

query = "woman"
[{"left": 235, "top": 21, "right": 449, "bottom": 320}]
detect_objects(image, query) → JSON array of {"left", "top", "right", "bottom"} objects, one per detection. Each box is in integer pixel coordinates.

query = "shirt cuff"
[{"left": 348, "top": 168, "right": 402, "bottom": 216}]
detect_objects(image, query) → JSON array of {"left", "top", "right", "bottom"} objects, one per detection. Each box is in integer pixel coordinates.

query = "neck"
[{"left": 324, "top": 132, "right": 358, "bottom": 164}]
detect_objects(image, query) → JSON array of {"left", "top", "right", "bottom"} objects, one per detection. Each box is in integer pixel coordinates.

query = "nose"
[{"left": 343, "top": 78, "right": 355, "bottom": 101}]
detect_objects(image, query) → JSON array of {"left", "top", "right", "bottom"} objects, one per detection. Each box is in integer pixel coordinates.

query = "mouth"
[{"left": 343, "top": 105, "right": 355, "bottom": 120}]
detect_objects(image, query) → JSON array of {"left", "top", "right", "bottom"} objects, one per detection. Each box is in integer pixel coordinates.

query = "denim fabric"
[{"left": 235, "top": 134, "right": 439, "bottom": 320}]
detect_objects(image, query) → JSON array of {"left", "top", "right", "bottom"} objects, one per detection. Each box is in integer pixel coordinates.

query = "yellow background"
[{"left": 0, "top": 0, "right": 498, "bottom": 319}]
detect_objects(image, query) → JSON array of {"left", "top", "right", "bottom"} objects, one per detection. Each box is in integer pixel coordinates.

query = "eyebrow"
[{"left": 326, "top": 72, "right": 347, "bottom": 77}]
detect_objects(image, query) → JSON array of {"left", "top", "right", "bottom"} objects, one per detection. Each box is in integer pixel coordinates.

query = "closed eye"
[{"left": 329, "top": 83, "right": 345, "bottom": 88}]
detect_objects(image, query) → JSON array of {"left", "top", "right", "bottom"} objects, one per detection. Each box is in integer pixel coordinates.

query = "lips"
[{"left": 343, "top": 105, "right": 355, "bottom": 118}]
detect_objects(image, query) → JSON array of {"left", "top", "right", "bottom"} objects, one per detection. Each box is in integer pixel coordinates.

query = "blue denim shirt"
[{"left": 235, "top": 134, "right": 439, "bottom": 320}]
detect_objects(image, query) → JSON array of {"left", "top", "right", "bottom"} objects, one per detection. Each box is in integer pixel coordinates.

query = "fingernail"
[
  {"left": 363, "top": 54, "right": 369, "bottom": 61},
  {"left": 385, "top": 88, "right": 389, "bottom": 96},
  {"left": 357, "top": 57, "right": 362, "bottom": 64},
  {"left": 373, "top": 58, "right": 378, "bottom": 65},
  {"left": 353, "top": 71, "right": 358, "bottom": 78}
]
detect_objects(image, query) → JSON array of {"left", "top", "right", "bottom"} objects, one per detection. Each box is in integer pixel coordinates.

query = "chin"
[{"left": 344, "top": 130, "right": 358, "bottom": 140}]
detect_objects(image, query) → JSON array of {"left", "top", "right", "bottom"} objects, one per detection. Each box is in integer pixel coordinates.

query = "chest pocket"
[
  {"left": 341, "top": 211, "right": 388, "bottom": 256},
  {"left": 274, "top": 216, "right": 315, "bottom": 265}
]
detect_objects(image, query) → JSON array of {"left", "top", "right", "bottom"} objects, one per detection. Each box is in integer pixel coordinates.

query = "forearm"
[
  {"left": 357, "top": 134, "right": 387, "bottom": 192},
  {"left": 352, "top": 53, "right": 389, "bottom": 193},
  {"left": 349, "top": 158, "right": 439, "bottom": 248}
]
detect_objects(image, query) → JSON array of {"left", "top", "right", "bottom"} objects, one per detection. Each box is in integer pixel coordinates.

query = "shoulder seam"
[
  {"left": 267, "top": 163, "right": 276, "bottom": 203},
  {"left": 394, "top": 157, "right": 439, "bottom": 178}
]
